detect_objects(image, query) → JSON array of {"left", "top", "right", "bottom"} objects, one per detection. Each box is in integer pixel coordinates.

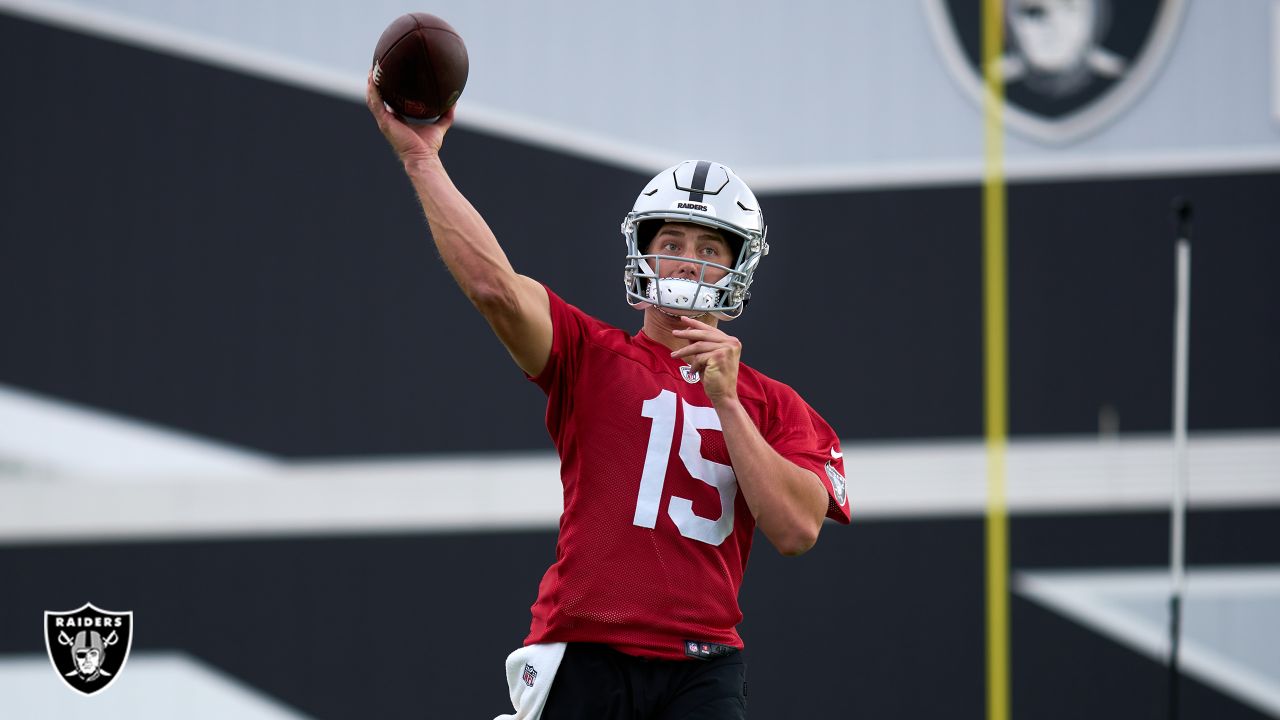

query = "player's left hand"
[{"left": 670, "top": 316, "right": 741, "bottom": 404}]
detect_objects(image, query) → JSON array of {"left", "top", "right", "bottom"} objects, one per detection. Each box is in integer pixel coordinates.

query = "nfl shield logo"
[
  {"left": 826, "top": 460, "right": 848, "bottom": 507},
  {"left": 522, "top": 663, "right": 538, "bottom": 687},
  {"left": 44, "top": 602, "right": 134, "bottom": 696},
  {"left": 924, "top": 0, "right": 1187, "bottom": 143}
]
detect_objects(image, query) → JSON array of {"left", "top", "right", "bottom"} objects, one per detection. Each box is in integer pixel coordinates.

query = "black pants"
[{"left": 541, "top": 643, "right": 748, "bottom": 720}]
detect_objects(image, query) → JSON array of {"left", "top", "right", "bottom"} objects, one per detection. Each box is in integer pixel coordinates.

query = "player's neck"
[{"left": 640, "top": 308, "right": 719, "bottom": 351}]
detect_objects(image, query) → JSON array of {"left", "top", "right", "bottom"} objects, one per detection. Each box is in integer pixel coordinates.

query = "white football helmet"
[{"left": 622, "top": 160, "right": 768, "bottom": 320}]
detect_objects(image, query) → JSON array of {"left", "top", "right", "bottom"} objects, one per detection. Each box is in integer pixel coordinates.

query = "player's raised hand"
[
  {"left": 366, "top": 73, "right": 454, "bottom": 165},
  {"left": 670, "top": 316, "right": 742, "bottom": 404}
]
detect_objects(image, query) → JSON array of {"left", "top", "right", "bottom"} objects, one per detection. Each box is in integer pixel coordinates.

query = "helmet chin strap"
[{"left": 653, "top": 306, "right": 709, "bottom": 321}]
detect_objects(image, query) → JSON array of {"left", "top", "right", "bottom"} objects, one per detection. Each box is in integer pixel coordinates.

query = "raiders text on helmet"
[{"left": 622, "top": 160, "right": 768, "bottom": 320}]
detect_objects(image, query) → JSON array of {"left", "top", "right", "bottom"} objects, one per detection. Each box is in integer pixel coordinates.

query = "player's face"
[
  {"left": 646, "top": 223, "right": 732, "bottom": 284},
  {"left": 1008, "top": 0, "right": 1095, "bottom": 73}
]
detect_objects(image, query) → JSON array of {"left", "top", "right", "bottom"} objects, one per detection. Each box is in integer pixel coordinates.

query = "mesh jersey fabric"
[{"left": 524, "top": 287, "right": 851, "bottom": 660}]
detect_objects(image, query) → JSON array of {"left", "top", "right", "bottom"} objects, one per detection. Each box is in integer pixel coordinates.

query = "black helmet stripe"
[{"left": 688, "top": 160, "right": 711, "bottom": 202}]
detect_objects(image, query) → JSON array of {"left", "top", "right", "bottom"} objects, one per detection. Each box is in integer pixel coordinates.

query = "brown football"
[{"left": 372, "top": 13, "right": 468, "bottom": 124}]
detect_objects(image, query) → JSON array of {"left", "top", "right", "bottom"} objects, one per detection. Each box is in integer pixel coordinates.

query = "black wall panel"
[{"left": 1006, "top": 176, "right": 1280, "bottom": 436}]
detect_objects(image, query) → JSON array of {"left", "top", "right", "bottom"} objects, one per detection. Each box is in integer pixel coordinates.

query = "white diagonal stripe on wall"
[{"left": 0, "top": 384, "right": 275, "bottom": 480}]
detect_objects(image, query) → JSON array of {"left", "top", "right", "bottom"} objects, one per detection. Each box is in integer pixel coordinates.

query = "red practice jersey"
[{"left": 524, "top": 288, "right": 851, "bottom": 660}]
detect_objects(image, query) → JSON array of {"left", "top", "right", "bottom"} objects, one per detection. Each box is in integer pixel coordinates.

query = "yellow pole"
[{"left": 982, "top": 2, "right": 1010, "bottom": 720}]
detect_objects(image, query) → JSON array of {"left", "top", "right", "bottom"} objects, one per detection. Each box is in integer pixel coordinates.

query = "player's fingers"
[
  {"left": 679, "top": 315, "right": 714, "bottom": 330},
  {"left": 670, "top": 326, "right": 726, "bottom": 343},
  {"left": 670, "top": 340, "right": 725, "bottom": 360},
  {"left": 435, "top": 104, "right": 457, "bottom": 130},
  {"left": 677, "top": 317, "right": 735, "bottom": 343},
  {"left": 674, "top": 330, "right": 739, "bottom": 353},
  {"left": 685, "top": 353, "right": 709, "bottom": 374},
  {"left": 365, "top": 74, "right": 384, "bottom": 114},
  {"left": 366, "top": 79, "right": 401, "bottom": 135},
  {"left": 708, "top": 346, "right": 739, "bottom": 366},
  {"left": 674, "top": 316, "right": 731, "bottom": 338}
]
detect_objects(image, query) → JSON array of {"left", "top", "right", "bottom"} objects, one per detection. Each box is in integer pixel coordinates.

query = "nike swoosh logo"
[{"left": 830, "top": 447, "right": 842, "bottom": 460}]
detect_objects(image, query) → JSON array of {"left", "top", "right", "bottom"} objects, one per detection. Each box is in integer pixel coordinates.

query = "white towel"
[{"left": 493, "top": 642, "right": 567, "bottom": 720}]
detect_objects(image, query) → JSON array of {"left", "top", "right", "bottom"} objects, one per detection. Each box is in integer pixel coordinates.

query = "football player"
[{"left": 368, "top": 77, "right": 851, "bottom": 720}]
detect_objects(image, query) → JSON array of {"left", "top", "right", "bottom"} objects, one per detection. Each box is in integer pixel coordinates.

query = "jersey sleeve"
[
  {"left": 763, "top": 387, "right": 852, "bottom": 524},
  {"left": 526, "top": 286, "right": 603, "bottom": 437}
]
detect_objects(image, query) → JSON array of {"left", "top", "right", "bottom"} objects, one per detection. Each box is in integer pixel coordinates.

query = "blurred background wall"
[{"left": 0, "top": 1, "right": 1277, "bottom": 718}]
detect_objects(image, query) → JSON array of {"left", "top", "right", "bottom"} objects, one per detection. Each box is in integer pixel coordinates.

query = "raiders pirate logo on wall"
[
  {"left": 44, "top": 602, "right": 133, "bottom": 696},
  {"left": 924, "top": 0, "right": 1186, "bottom": 143}
]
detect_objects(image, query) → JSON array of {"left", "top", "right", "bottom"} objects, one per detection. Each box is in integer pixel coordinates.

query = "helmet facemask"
[
  {"left": 626, "top": 220, "right": 751, "bottom": 318},
  {"left": 621, "top": 161, "right": 767, "bottom": 320}
]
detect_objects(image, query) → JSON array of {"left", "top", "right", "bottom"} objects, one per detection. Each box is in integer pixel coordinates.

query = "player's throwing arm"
[{"left": 365, "top": 78, "right": 551, "bottom": 377}]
